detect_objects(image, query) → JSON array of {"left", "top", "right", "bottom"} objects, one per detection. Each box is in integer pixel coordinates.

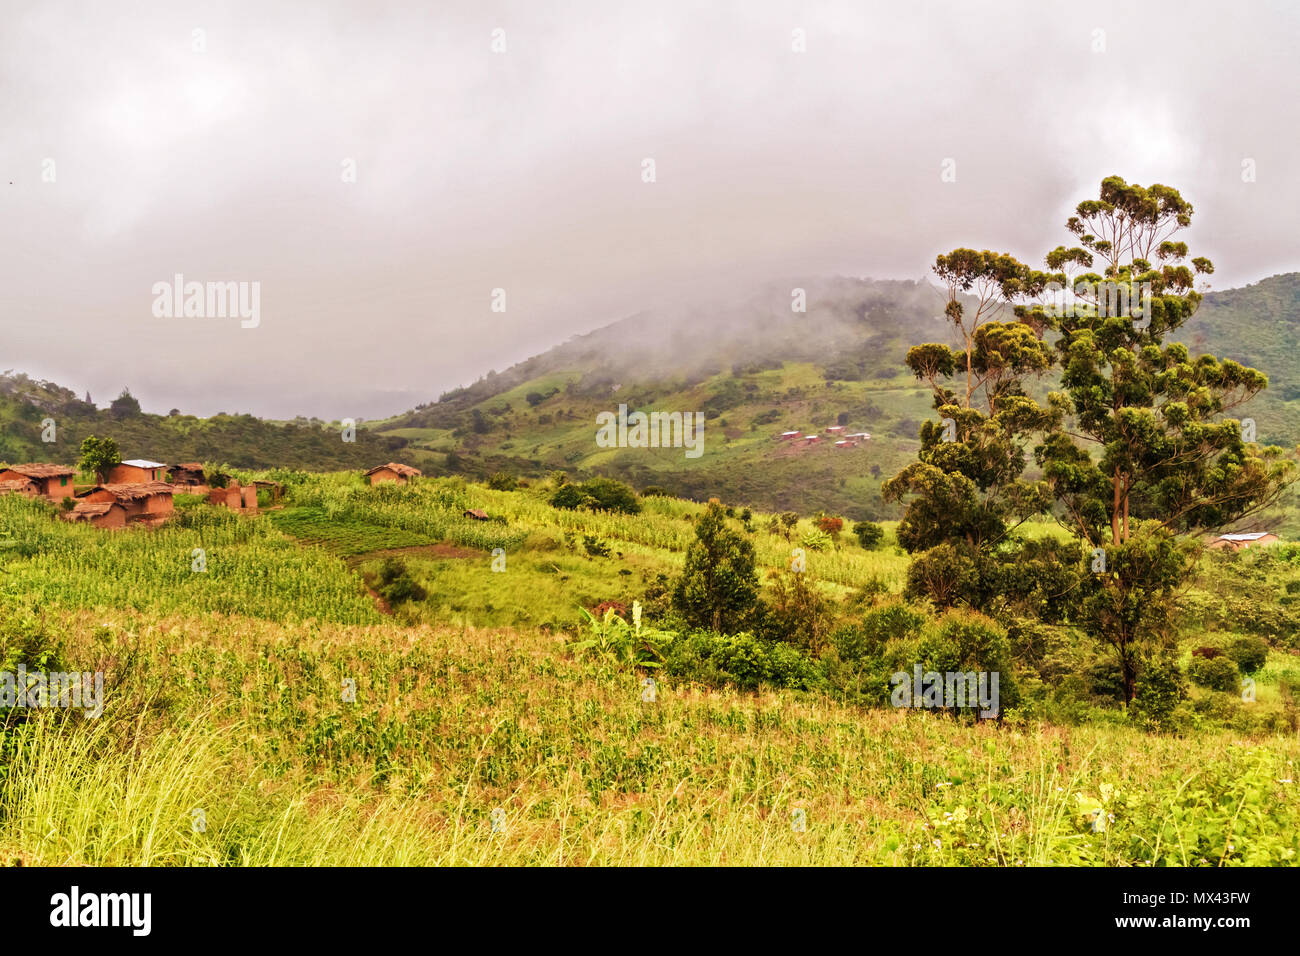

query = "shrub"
[
  {"left": 582, "top": 535, "right": 611, "bottom": 558},
  {"left": 486, "top": 471, "right": 517, "bottom": 491},
  {"left": 833, "top": 601, "right": 927, "bottom": 664},
  {"left": 549, "top": 484, "right": 586, "bottom": 510},
  {"left": 1188, "top": 654, "right": 1240, "bottom": 693},
  {"left": 551, "top": 477, "right": 640, "bottom": 514},
  {"left": 1130, "top": 655, "right": 1188, "bottom": 730},
  {"left": 915, "top": 610, "right": 1020, "bottom": 715},
  {"left": 372, "top": 558, "right": 426, "bottom": 606},
  {"left": 854, "top": 521, "right": 884, "bottom": 549},
  {"left": 800, "top": 528, "right": 832, "bottom": 552},
  {"left": 582, "top": 477, "right": 641, "bottom": 514},
  {"left": 663, "top": 631, "right": 820, "bottom": 692},
  {"left": 815, "top": 514, "right": 844, "bottom": 536},
  {"left": 672, "top": 501, "right": 760, "bottom": 634},
  {"left": 1191, "top": 645, "right": 1223, "bottom": 659},
  {"left": 1226, "top": 635, "right": 1269, "bottom": 674},
  {"left": 762, "top": 568, "right": 835, "bottom": 654}
]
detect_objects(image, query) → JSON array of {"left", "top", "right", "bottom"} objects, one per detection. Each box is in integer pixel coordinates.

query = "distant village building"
[
  {"left": 1208, "top": 531, "right": 1280, "bottom": 551},
  {"left": 251, "top": 479, "right": 284, "bottom": 504},
  {"left": 208, "top": 482, "right": 245, "bottom": 510},
  {"left": 365, "top": 463, "right": 421, "bottom": 485},
  {"left": 0, "top": 463, "right": 77, "bottom": 500},
  {"left": 464, "top": 508, "right": 490, "bottom": 520},
  {"left": 75, "top": 482, "right": 174, "bottom": 525},
  {"left": 168, "top": 462, "right": 207, "bottom": 487},
  {"left": 825, "top": 425, "right": 846, "bottom": 434},
  {"left": 803, "top": 435, "right": 821, "bottom": 445},
  {"left": 0, "top": 477, "right": 39, "bottom": 497},
  {"left": 67, "top": 499, "right": 129, "bottom": 529},
  {"left": 847, "top": 432, "right": 872, "bottom": 441},
  {"left": 777, "top": 431, "right": 802, "bottom": 441},
  {"left": 834, "top": 439, "right": 858, "bottom": 449},
  {"left": 107, "top": 459, "right": 168, "bottom": 484}
]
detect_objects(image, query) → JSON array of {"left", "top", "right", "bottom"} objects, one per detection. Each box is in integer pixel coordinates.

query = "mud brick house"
[
  {"left": 77, "top": 482, "right": 175, "bottom": 524},
  {"left": 1208, "top": 531, "right": 1280, "bottom": 551},
  {"left": 107, "top": 459, "right": 168, "bottom": 484},
  {"left": 0, "top": 463, "right": 77, "bottom": 500},
  {"left": 207, "top": 482, "right": 244, "bottom": 509},
  {"left": 251, "top": 479, "right": 283, "bottom": 504},
  {"left": 67, "top": 499, "right": 129, "bottom": 529},
  {"left": 365, "top": 463, "right": 421, "bottom": 485},
  {"left": 0, "top": 477, "right": 39, "bottom": 497},
  {"left": 168, "top": 462, "right": 207, "bottom": 487}
]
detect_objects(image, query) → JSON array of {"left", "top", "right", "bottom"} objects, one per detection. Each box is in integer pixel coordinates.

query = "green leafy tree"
[
  {"left": 883, "top": 249, "right": 1057, "bottom": 609},
  {"left": 673, "top": 500, "right": 760, "bottom": 633},
  {"left": 1035, "top": 176, "right": 1295, "bottom": 701},
  {"left": 764, "top": 567, "right": 834, "bottom": 655},
  {"left": 854, "top": 521, "right": 884, "bottom": 550},
  {"left": 109, "top": 387, "right": 141, "bottom": 420},
  {"left": 78, "top": 434, "right": 120, "bottom": 482}
]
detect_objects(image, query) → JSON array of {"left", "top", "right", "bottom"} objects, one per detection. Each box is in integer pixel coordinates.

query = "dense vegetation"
[
  {"left": 0, "top": 374, "right": 404, "bottom": 471},
  {"left": 1, "top": 468, "right": 1298, "bottom": 865}
]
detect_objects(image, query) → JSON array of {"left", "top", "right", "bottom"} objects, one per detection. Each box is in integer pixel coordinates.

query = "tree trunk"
[
  {"left": 1111, "top": 468, "right": 1122, "bottom": 546},
  {"left": 1121, "top": 474, "right": 1130, "bottom": 541},
  {"left": 965, "top": 334, "right": 973, "bottom": 407}
]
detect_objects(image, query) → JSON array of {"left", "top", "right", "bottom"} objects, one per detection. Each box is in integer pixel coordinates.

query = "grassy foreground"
[
  {"left": 1, "top": 611, "right": 1296, "bottom": 866},
  {"left": 2, "top": 477, "right": 1299, "bottom": 866}
]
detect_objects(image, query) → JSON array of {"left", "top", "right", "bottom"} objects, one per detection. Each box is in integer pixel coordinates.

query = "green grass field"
[{"left": 1, "top": 474, "right": 1298, "bottom": 866}]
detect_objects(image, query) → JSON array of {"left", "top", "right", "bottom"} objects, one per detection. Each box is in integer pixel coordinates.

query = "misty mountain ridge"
[{"left": 3, "top": 273, "right": 1297, "bottom": 519}]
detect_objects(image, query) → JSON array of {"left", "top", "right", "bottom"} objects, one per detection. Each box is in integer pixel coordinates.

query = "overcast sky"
[{"left": 3, "top": 0, "right": 1298, "bottom": 419}]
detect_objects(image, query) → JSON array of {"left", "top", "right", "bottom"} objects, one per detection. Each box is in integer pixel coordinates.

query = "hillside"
[
  {"left": 0, "top": 373, "right": 406, "bottom": 473},
  {"left": 5, "top": 273, "right": 1298, "bottom": 520},
  {"left": 377, "top": 277, "right": 946, "bottom": 517},
  {"left": 372, "top": 273, "right": 1300, "bottom": 518}
]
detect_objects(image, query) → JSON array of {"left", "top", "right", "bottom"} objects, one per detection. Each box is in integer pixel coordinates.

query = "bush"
[
  {"left": 1188, "top": 654, "right": 1241, "bottom": 693},
  {"left": 800, "top": 528, "right": 832, "bottom": 552},
  {"left": 854, "top": 521, "right": 884, "bottom": 549},
  {"left": 1130, "top": 655, "right": 1188, "bottom": 730},
  {"left": 662, "top": 631, "right": 821, "bottom": 692},
  {"left": 551, "top": 477, "right": 640, "bottom": 514},
  {"left": 672, "top": 501, "right": 760, "bottom": 634},
  {"left": 816, "top": 515, "right": 844, "bottom": 536},
  {"left": 915, "top": 610, "right": 1020, "bottom": 715},
  {"left": 582, "top": 535, "right": 611, "bottom": 558},
  {"left": 1226, "top": 635, "right": 1269, "bottom": 674},
  {"left": 549, "top": 484, "right": 586, "bottom": 510},
  {"left": 762, "top": 568, "right": 834, "bottom": 654},
  {"left": 582, "top": 477, "right": 641, "bottom": 514},
  {"left": 486, "top": 471, "right": 517, "bottom": 491},
  {"left": 832, "top": 601, "right": 926, "bottom": 664},
  {"left": 372, "top": 558, "right": 427, "bottom": 606}
]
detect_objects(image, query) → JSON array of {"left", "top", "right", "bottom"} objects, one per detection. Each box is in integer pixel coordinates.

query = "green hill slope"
[
  {"left": 373, "top": 274, "right": 1300, "bottom": 518},
  {"left": 0, "top": 374, "right": 406, "bottom": 473},
  {"left": 5, "top": 273, "right": 1297, "bottom": 519}
]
